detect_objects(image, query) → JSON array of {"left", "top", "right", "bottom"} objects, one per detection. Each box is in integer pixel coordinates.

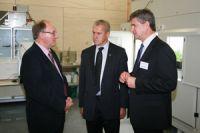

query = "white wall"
[
  {"left": 109, "top": 31, "right": 134, "bottom": 72},
  {"left": 132, "top": 0, "right": 200, "bottom": 33}
]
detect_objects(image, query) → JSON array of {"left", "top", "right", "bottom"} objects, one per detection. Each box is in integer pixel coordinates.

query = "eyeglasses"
[{"left": 41, "top": 31, "right": 57, "bottom": 35}]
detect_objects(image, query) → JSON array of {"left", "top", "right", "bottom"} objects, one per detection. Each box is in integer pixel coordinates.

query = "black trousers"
[
  {"left": 130, "top": 116, "right": 163, "bottom": 133},
  {"left": 133, "top": 128, "right": 163, "bottom": 133},
  {"left": 27, "top": 110, "right": 65, "bottom": 133},
  {"left": 86, "top": 96, "right": 120, "bottom": 133},
  {"left": 86, "top": 119, "right": 120, "bottom": 133}
]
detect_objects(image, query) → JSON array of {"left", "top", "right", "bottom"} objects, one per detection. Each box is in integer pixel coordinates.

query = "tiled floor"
[{"left": 0, "top": 98, "right": 177, "bottom": 133}]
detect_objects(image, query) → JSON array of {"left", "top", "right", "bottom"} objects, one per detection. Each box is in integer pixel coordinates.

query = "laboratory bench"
[{"left": 0, "top": 64, "right": 79, "bottom": 103}]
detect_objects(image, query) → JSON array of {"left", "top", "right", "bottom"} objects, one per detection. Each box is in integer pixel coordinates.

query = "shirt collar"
[
  {"left": 143, "top": 33, "right": 157, "bottom": 48},
  {"left": 35, "top": 41, "right": 50, "bottom": 56},
  {"left": 95, "top": 41, "right": 109, "bottom": 51}
]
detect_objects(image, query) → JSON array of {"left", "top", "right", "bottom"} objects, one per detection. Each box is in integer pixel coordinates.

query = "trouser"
[
  {"left": 85, "top": 96, "right": 120, "bottom": 133},
  {"left": 133, "top": 128, "right": 163, "bottom": 133}
]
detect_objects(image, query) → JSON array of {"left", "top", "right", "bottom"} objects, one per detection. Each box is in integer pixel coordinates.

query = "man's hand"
[
  {"left": 80, "top": 107, "right": 84, "bottom": 117},
  {"left": 120, "top": 108, "right": 126, "bottom": 119},
  {"left": 126, "top": 76, "right": 136, "bottom": 88},
  {"left": 120, "top": 71, "right": 136, "bottom": 88},
  {"left": 119, "top": 71, "right": 130, "bottom": 83},
  {"left": 65, "top": 97, "right": 73, "bottom": 112}
]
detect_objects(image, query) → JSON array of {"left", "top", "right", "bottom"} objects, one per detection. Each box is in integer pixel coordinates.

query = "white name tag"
[{"left": 140, "top": 61, "right": 149, "bottom": 70}]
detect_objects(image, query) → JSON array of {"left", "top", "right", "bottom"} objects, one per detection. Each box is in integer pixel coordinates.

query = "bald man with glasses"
[{"left": 20, "top": 20, "right": 73, "bottom": 133}]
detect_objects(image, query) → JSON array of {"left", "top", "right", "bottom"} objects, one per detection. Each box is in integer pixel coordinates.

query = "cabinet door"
[
  {"left": 0, "top": 27, "right": 12, "bottom": 58},
  {"left": 172, "top": 82, "right": 197, "bottom": 127},
  {"left": 183, "top": 35, "right": 200, "bottom": 88},
  {"left": 13, "top": 27, "right": 33, "bottom": 58},
  {"left": 197, "top": 88, "right": 200, "bottom": 129}
]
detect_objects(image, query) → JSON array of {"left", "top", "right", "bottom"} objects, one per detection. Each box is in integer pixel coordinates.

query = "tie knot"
[
  {"left": 48, "top": 50, "right": 52, "bottom": 55},
  {"left": 48, "top": 50, "right": 55, "bottom": 63},
  {"left": 140, "top": 44, "right": 144, "bottom": 49},
  {"left": 138, "top": 44, "right": 144, "bottom": 55},
  {"left": 98, "top": 47, "right": 104, "bottom": 52}
]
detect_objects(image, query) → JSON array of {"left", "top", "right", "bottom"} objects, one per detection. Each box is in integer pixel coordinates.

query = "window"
[
  {"left": 167, "top": 36, "right": 184, "bottom": 81},
  {"left": 167, "top": 36, "right": 184, "bottom": 69}
]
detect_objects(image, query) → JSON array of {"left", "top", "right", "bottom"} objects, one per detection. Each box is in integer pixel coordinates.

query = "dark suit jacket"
[
  {"left": 20, "top": 43, "right": 68, "bottom": 132},
  {"left": 129, "top": 36, "right": 177, "bottom": 129},
  {"left": 79, "top": 42, "right": 129, "bottom": 121}
]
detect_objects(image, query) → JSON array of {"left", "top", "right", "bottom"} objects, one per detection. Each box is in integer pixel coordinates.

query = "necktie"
[
  {"left": 48, "top": 51, "right": 61, "bottom": 74},
  {"left": 134, "top": 43, "right": 144, "bottom": 67},
  {"left": 48, "top": 51, "right": 56, "bottom": 65},
  {"left": 95, "top": 47, "right": 104, "bottom": 93},
  {"left": 48, "top": 50, "right": 67, "bottom": 97}
]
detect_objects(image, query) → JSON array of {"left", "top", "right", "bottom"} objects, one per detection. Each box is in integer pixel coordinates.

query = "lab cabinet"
[
  {"left": 0, "top": 26, "right": 33, "bottom": 80},
  {"left": 0, "top": 83, "right": 25, "bottom": 103},
  {"left": 172, "top": 82, "right": 200, "bottom": 133},
  {"left": 0, "top": 26, "right": 33, "bottom": 59},
  {"left": 0, "top": 27, "right": 12, "bottom": 58},
  {"left": 0, "top": 26, "right": 33, "bottom": 103},
  {"left": 13, "top": 27, "right": 33, "bottom": 59},
  {"left": 171, "top": 35, "right": 200, "bottom": 133}
]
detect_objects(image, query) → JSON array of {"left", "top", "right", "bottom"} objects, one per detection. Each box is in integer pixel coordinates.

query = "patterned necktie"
[
  {"left": 48, "top": 51, "right": 55, "bottom": 64},
  {"left": 48, "top": 50, "right": 67, "bottom": 97},
  {"left": 95, "top": 47, "right": 104, "bottom": 93}
]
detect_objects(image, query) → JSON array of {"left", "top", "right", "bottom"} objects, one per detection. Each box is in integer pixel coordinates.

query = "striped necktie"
[{"left": 48, "top": 50, "right": 67, "bottom": 97}]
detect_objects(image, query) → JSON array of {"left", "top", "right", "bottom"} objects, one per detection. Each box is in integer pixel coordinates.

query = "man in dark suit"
[
  {"left": 79, "top": 19, "right": 129, "bottom": 133},
  {"left": 20, "top": 20, "right": 73, "bottom": 133},
  {"left": 119, "top": 9, "right": 177, "bottom": 133}
]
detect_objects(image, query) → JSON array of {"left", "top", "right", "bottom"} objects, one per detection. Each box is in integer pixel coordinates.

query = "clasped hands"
[
  {"left": 119, "top": 71, "right": 136, "bottom": 88},
  {"left": 65, "top": 97, "right": 73, "bottom": 112}
]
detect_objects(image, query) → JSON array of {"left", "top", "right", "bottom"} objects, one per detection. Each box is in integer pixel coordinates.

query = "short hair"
[
  {"left": 32, "top": 20, "right": 47, "bottom": 40},
  {"left": 129, "top": 8, "right": 156, "bottom": 31},
  {"left": 93, "top": 19, "right": 110, "bottom": 32}
]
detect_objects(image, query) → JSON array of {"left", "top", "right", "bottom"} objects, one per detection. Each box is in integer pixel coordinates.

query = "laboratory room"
[{"left": 0, "top": 0, "right": 200, "bottom": 133}]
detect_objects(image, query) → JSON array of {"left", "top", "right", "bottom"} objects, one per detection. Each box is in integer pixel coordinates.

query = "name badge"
[{"left": 140, "top": 61, "right": 149, "bottom": 70}]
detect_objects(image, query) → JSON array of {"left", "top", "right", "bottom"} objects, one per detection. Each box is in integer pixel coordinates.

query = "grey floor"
[{"left": 0, "top": 98, "right": 177, "bottom": 133}]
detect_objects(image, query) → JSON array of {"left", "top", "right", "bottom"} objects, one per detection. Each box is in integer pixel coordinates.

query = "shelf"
[
  {"left": 0, "top": 95, "right": 25, "bottom": 103},
  {"left": 0, "top": 79, "right": 19, "bottom": 86},
  {"left": 62, "top": 64, "right": 80, "bottom": 71},
  {"left": 68, "top": 83, "right": 78, "bottom": 87}
]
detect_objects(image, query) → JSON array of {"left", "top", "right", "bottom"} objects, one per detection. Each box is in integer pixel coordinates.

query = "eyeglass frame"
[{"left": 40, "top": 30, "right": 57, "bottom": 35}]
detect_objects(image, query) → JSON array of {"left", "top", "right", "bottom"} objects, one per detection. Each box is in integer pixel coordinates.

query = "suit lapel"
[
  {"left": 33, "top": 43, "right": 51, "bottom": 64},
  {"left": 34, "top": 44, "right": 63, "bottom": 80},
  {"left": 132, "top": 37, "right": 158, "bottom": 74},
  {"left": 89, "top": 45, "right": 96, "bottom": 73},
  {"left": 101, "top": 43, "right": 113, "bottom": 80},
  {"left": 50, "top": 49, "right": 63, "bottom": 73}
]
